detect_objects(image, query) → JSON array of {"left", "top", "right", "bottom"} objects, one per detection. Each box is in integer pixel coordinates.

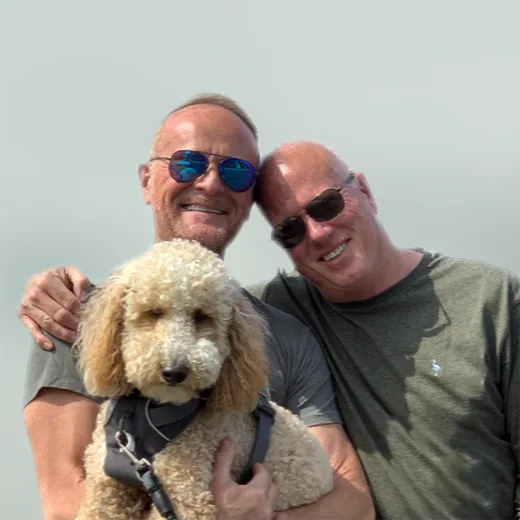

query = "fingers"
[
  {"left": 252, "top": 463, "right": 278, "bottom": 508},
  {"left": 17, "top": 266, "right": 90, "bottom": 352},
  {"left": 20, "top": 283, "right": 79, "bottom": 335},
  {"left": 18, "top": 267, "right": 88, "bottom": 347},
  {"left": 31, "top": 289, "right": 79, "bottom": 330},
  {"left": 43, "top": 272, "right": 82, "bottom": 316},
  {"left": 211, "top": 448, "right": 278, "bottom": 519},
  {"left": 250, "top": 463, "right": 274, "bottom": 490},
  {"left": 266, "top": 479, "right": 278, "bottom": 506},
  {"left": 20, "top": 303, "right": 78, "bottom": 344},
  {"left": 211, "top": 438, "right": 236, "bottom": 490},
  {"left": 19, "top": 315, "right": 54, "bottom": 350},
  {"left": 65, "top": 266, "right": 92, "bottom": 300}
]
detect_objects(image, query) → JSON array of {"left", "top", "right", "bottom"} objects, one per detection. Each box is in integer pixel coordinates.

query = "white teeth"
[
  {"left": 183, "top": 205, "right": 224, "bottom": 215},
  {"left": 322, "top": 243, "right": 346, "bottom": 262}
]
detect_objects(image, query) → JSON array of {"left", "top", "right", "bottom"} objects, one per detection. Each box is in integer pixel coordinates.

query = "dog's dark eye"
[
  {"left": 193, "top": 309, "right": 212, "bottom": 327},
  {"left": 146, "top": 309, "right": 164, "bottom": 319}
]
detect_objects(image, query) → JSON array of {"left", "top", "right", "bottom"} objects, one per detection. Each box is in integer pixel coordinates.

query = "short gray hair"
[{"left": 165, "top": 93, "right": 258, "bottom": 140}]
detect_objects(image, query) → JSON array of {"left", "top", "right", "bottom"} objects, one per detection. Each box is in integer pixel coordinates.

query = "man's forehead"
[
  {"left": 154, "top": 108, "right": 208, "bottom": 147},
  {"left": 265, "top": 153, "right": 340, "bottom": 192},
  {"left": 258, "top": 147, "right": 349, "bottom": 221},
  {"left": 281, "top": 148, "right": 339, "bottom": 177},
  {"left": 258, "top": 168, "right": 308, "bottom": 220},
  {"left": 152, "top": 104, "right": 258, "bottom": 160},
  {"left": 155, "top": 117, "right": 196, "bottom": 148}
]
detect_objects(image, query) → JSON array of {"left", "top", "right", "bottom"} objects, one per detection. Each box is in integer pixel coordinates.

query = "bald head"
[
  {"left": 256, "top": 141, "right": 353, "bottom": 214},
  {"left": 170, "top": 93, "right": 257, "bottom": 137},
  {"left": 151, "top": 103, "right": 259, "bottom": 165},
  {"left": 151, "top": 93, "right": 258, "bottom": 158}
]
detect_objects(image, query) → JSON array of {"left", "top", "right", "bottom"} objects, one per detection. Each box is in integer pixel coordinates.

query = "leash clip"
[
  {"left": 115, "top": 430, "right": 177, "bottom": 519},
  {"left": 115, "top": 430, "right": 152, "bottom": 473}
]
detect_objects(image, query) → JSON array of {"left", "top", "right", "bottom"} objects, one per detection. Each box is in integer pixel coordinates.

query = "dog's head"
[{"left": 75, "top": 239, "right": 268, "bottom": 412}]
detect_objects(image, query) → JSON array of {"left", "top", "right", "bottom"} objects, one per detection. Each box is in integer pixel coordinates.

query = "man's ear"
[
  {"left": 138, "top": 163, "right": 152, "bottom": 205},
  {"left": 354, "top": 172, "right": 378, "bottom": 215}
]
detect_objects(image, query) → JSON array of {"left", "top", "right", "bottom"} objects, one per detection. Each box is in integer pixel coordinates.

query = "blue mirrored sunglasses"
[{"left": 149, "top": 150, "right": 257, "bottom": 193}]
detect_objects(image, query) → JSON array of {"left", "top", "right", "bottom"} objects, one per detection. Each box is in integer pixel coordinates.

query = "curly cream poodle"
[{"left": 74, "top": 239, "right": 333, "bottom": 520}]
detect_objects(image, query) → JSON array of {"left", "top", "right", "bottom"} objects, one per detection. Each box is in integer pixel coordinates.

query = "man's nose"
[
  {"left": 194, "top": 165, "right": 225, "bottom": 194},
  {"left": 305, "top": 217, "right": 333, "bottom": 244}
]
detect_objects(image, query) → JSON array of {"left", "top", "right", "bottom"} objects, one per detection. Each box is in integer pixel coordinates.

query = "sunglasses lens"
[
  {"left": 219, "top": 158, "right": 256, "bottom": 192},
  {"left": 306, "top": 189, "right": 345, "bottom": 221},
  {"left": 170, "top": 151, "right": 208, "bottom": 182},
  {"left": 272, "top": 217, "right": 306, "bottom": 249}
]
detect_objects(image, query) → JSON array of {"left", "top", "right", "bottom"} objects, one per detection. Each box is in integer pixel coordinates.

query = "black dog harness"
[{"left": 103, "top": 391, "right": 275, "bottom": 519}]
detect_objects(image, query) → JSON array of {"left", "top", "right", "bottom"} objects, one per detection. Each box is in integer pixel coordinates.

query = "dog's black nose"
[{"left": 162, "top": 363, "right": 189, "bottom": 385}]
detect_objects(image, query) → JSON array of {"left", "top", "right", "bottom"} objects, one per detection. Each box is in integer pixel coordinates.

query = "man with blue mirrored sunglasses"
[{"left": 19, "top": 94, "right": 374, "bottom": 520}]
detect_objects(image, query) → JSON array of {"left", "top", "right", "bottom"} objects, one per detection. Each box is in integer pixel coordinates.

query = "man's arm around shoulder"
[{"left": 24, "top": 388, "right": 98, "bottom": 520}]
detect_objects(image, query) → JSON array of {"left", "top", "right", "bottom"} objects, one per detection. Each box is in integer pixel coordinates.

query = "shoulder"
[
  {"left": 423, "top": 249, "right": 520, "bottom": 305},
  {"left": 23, "top": 334, "right": 102, "bottom": 408},
  {"left": 243, "top": 289, "right": 326, "bottom": 376},
  {"left": 265, "top": 269, "right": 308, "bottom": 293},
  {"left": 247, "top": 270, "right": 311, "bottom": 308},
  {"left": 244, "top": 289, "right": 315, "bottom": 343},
  {"left": 243, "top": 292, "right": 341, "bottom": 427}
]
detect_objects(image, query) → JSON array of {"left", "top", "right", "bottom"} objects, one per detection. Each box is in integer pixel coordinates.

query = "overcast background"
[{"left": 1, "top": 0, "right": 519, "bottom": 515}]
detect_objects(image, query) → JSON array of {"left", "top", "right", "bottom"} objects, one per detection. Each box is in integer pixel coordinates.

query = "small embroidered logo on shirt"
[{"left": 432, "top": 359, "right": 441, "bottom": 377}]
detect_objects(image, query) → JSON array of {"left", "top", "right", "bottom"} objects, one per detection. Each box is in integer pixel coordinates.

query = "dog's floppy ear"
[
  {"left": 207, "top": 294, "right": 269, "bottom": 412},
  {"left": 74, "top": 271, "right": 131, "bottom": 397}
]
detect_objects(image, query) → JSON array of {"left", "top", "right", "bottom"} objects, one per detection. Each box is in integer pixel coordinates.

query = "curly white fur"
[{"left": 74, "top": 239, "right": 333, "bottom": 520}]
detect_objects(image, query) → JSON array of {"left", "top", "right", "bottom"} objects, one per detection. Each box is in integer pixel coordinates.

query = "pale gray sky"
[{"left": 1, "top": 0, "right": 518, "bottom": 516}]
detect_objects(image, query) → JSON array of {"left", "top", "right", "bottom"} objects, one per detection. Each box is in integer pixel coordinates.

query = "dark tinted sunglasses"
[
  {"left": 149, "top": 150, "right": 257, "bottom": 193},
  {"left": 272, "top": 173, "right": 355, "bottom": 249}
]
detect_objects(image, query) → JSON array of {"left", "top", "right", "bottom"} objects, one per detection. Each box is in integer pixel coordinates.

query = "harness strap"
[
  {"left": 237, "top": 394, "right": 276, "bottom": 484},
  {"left": 137, "top": 465, "right": 178, "bottom": 520},
  {"left": 145, "top": 398, "right": 204, "bottom": 443},
  {"left": 104, "top": 395, "right": 205, "bottom": 487},
  {"left": 109, "top": 393, "right": 276, "bottom": 517}
]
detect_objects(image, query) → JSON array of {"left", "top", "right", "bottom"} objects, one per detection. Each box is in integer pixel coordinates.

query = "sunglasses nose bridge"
[
  {"left": 206, "top": 155, "right": 220, "bottom": 172},
  {"left": 193, "top": 164, "right": 225, "bottom": 194}
]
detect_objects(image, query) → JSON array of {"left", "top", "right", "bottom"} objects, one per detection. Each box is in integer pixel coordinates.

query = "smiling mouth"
[
  {"left": 320, "top": 241, "right": 348, "bottom": 262},
  {"left": 182, "top": 204, "right": 226, "bottom": 215}
]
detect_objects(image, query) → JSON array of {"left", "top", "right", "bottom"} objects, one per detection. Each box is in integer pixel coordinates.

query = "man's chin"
[
  {"left": 174, "top": 227, "right": 232, "bottom": 255},
  {"left": 154, "top": 216, "right": 244, "bottom": 255}
]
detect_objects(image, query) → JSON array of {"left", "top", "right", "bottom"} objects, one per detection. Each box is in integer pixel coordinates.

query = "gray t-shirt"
[
  {"left": 23, "top": 292, "right": 341, "bottom": 429},
  {"left": 255, "top": 250, "right": 520, "bottom": 520}
]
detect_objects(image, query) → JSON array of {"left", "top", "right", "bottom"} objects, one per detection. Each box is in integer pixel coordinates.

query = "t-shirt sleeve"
[
  {"left": 284, "top": 328, "right": 342, "bottom": 427},
  {"left": 23, "top": 334, "right": 101, "bottom": 408}
]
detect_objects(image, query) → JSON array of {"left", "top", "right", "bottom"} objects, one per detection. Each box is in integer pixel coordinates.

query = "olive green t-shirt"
[{"left": 251, "top": 250, "right": 519, "bottom": 519}]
